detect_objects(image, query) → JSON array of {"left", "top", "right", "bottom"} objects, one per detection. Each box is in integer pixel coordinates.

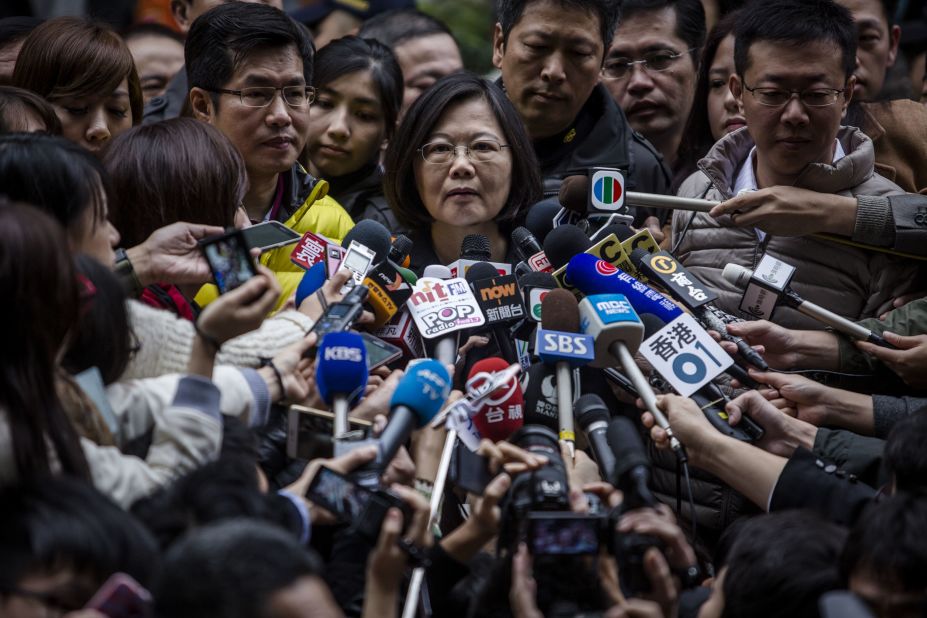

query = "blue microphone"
[
  {"left": 566, "top": 252, "right": 682, "bottom": 324},
  {"left": 375, "top": 359, "right": 451, "bottom": 469},
  {"left": 295, "top": 261, "right": 327, "bottom": 307},
  {"left": 316, "top": 331, "right": 368, "bottom": 436}
]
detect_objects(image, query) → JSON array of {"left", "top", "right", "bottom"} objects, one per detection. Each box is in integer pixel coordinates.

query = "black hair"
[
  {"left": 841, "top": 493, "right": 927, "bottom": 597},
  {"left": 495, "top": 0, "right": 622, "bottom": 49},
  {"left": 0, "top": 85, "right": 62, "bottom": 134},
  {"left": 673, "top": 9, "right": 740, "bottom": 189},
  {"left": 0, "top": 477, "right": 159, "bottom": 605},
  {"left": 721, "top": 511, "right": 847, "bottom": 618},
  {"left": 620, "top": 0, "right": 707, "bottom": 62},
  {"left": 313, "top": 35, "right": 403, "bottom": 139},
  {"left": 879, "top": 0, "right": 899, "bottom": 26},
  {"left": 0, "top": 133, "right": 109, "bottom": 238},
  {"left": 885, "top": 411, "right": 927, "bottom": 493},
  {"left": 0, "top": 16, "right": 42, "bottom": 47},
  {"left": 153, "top": 519, "right": 325, "bottom": 618},
  {"left": 734, "top": 0, "right": 857, "bottom": 80},
  {"left": 185, "top": 2, "right": 315, "bottom": 107},
  {"left": 61, "top": 255, "right": 135, "bottom": 386},
  {"left": 383, "top": 71, "right": 542, "bottom": 233},
  {"left": 358, "top": 8, "right": 456, "bottom": 49}
]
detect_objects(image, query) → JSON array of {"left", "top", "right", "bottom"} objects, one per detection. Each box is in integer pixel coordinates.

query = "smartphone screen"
[
  {"left": 241, "top": 221, "right": 300, "bottom": 251},
  {"left": 286, "top": 407, "right": 371, "bottom": 460},
  {"left": 529, "top": 515, "right": 600, "bottom": 555},
  {"left": 85, "top": 572, "right": 151, "bottom": 618},
  {"left": 202, "top": 230, "right": 256, "bottom": 293},
  {"left": 306, "top": 465, "right": 373, "bottom": 521},
  {"left": 360, "top": 333, "right": 402, "bottom": 370}
]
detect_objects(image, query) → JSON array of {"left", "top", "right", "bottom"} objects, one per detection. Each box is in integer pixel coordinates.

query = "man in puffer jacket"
[{"left": 671, "top": 0, "right": 924, "bottom": 331}]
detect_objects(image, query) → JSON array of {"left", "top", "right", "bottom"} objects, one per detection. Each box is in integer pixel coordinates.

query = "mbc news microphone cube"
[
  {"left": 534, "top": 328, "right": 595, "bottom": 367},
  {"left": 578, "top": 294, "right": 644, "bottom": 367}
]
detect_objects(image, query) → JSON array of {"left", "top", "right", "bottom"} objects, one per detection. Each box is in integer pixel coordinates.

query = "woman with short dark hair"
[
  {"left": 383, "top": 72, "right": 542, "bottom": 272},
  {"left": 12, "top": 17, "right": 143, "bottom": 156}
]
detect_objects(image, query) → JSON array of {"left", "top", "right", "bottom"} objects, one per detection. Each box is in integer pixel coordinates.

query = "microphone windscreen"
[
  {"left": 460, "top": 234, "right": 491, "bottom": 260},
  {"left": 511, "top": 226, "right": 542, "bottom": 258},
  {"left": 315, "top": 331, "right": 368, "bottom": 405},
  {"left": 629, "top": 247, "right": 651, "bottom": 268},
  {"left": 574, "top": 393, "right": 609, "bottom": 429},
  {"left": 295, "top": 261, "right": 327, "bottom": 307},
  {"left": 541, "top": 288, "right": 580, "bottom": 333},
  {"left": 543, "top": 224, "right": 591, "bottom": 269},
  {"left": 465, "top": 261, "right": 499, "bottom": 283},
  {"left": 423, "top": 264, "right": 452, "bottom": 279},
  {"left": 468, "top": 356, "right": 524, "bottom": 442},
  {"left": 558, "top": 175, "right": 588, "bottom": 214},
  {"left": 722, "top": 263, "right": 753, "bottom": 288},
  {"left": 522, "top": 362, "right": 559, "bottom": 430},
  {"left": 389, "top": 359, "right": 451, "bottom": 427},
  {"left": 518, "top": 270, "right": 557, "bottom": 289},
  {"left": 390, "top": 234, "right": 413, "bottom": 264},
  {"left": 599, "top": 223, "right": 635, "bottom": 242},
  {"left": 525, "top": 197, "right": 561, "bottom": 244},
  {"left": 341, "top": 220, "right": 392, "bottom": 264},
  {"left": 639, "top": 313, "right": 666, "bottom": 339},
  {"left": 607, "top": 416, "right": 651, "bottom": 481}
]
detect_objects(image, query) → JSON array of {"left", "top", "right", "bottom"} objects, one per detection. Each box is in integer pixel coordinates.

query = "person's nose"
[
  {"left": 84, "top": 107, "right": 111, "bottom": 146},
  {"left": 327, "top": 105, "right": 350, "bottom": 141},
  {"left": 448, "top": 147, "right": 476, "bottom": 179},
  {"left": 723, "top": 82, "right": 742, "bottom": 113},
  {"left": 626, "top": 62, "right": 656, "bottom": 94},
  {"left": 779, "top": 94, "right": 809, "bottom": 128},
  {"left": 265, "top": 91, "right": 293, "bottom": 128},
  {"left": 540, "top": 51, "right": 567, "bottom": 85}
]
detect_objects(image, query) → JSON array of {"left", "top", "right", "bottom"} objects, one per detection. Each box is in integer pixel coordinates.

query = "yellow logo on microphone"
[{"left": 650, "top": 255, "right": 677, "bottom": 274}]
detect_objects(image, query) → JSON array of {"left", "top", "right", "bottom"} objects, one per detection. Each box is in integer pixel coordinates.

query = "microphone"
[
  {"left": 535, "top": 289, "right": 595, "bottom": 453},
  {"left": 576, "top": 292, "right": 685, "bottom": 459},
  {"left": 512, "top": 226, "right": 553, "bottom": 273},
  {"left": 305, "top": 284, "right": 369, "bottom": 357},
  {"left": 373, "top": 359, "right": 451, "bottom": 470},
  {"left": 450, "top": 234, "right": 511, "bottom": 278},
  {"left": 390, "top": 234, "right": 413, "bottom": 269},
  {"left": 574, "top": 394, "right": 616, "bottom": 482},
  {"left": 468, "top": 357, "right": 525, "bottom": 442},
  {"left": 522, "top": 362, "right": 559, "bottom": 430},
  {"left": 363, "top": 259, "right": 413, "bottom": 327},
  {"left": 290, "top": 230, "right": 330, "bottom": 270},
  {"left": 628, "top": 248, "right": 769, "bottom": 372},
  {"left": 559, "top": 174, "right": 717, "bottom": 214},
  {"left": 467, "top": 261, "right": 524, "bottom": 364},
  {"left": 341, "top": 220, "right": 392, "bottom": 264},
  {"left": 543, "top": 224, "right": 592, "bottom": 270},
  {"left": 519, "top": 270, "right": 556, "bottom": 323},
  {"left": 606, "top": 416, "right": 657, "bottom": 509},
  {"left": 294, "top": 261, "right": 328, "bottom": 307},
  {"left": 722, "top": 263, "right": 896, "bottom": 348},
  {"left": 525, "top": 196, "right": 564, "bottom": 245},
  {"left": 316, "top": 332, "right": 368, "bottom": 436}
]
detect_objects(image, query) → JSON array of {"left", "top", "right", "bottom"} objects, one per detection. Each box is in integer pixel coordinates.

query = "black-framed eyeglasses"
[
  {"left": 742, "top": 81, "right": 846, "bottom": 107},
  {"left": 207, "top": 86, "right": 316, "bottom": 108},
  {"left": 417, "top": 139, "right": 511, "bottom": 165},
  {"left": 601, "top": 47, "right": 698, "bottom": 80}
]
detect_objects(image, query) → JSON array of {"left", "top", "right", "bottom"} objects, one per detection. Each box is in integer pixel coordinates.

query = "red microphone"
[{"left": 467, "top": 357, "right": 525, "bottom": 442}]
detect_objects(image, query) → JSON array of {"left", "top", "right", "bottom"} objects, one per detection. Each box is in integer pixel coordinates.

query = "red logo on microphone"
[{"left": 595, "top": 260, "right": 618, "bottom": 276}]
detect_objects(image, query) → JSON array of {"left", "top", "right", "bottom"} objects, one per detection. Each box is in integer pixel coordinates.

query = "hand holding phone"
[
  {"left": 196, "top": 266, "right": 281, "bottom": 345},
  {"left": 200, "top": 228, "right": 257, "bottom": 294},
  {"left": 85, "top": 573, "right": 151, "bottom": 618}
]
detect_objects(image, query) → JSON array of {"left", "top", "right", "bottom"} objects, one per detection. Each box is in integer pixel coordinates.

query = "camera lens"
[{"left": 509, "top": 425, "right": 562, "bottom": 461}]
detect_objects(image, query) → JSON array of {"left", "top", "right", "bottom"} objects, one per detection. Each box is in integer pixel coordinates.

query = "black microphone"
[
  {"left": 389, "top": 233, "right": 413, "bottom": 265},
  {"left": 575, "top": 394, "right": 617, "bottom": 482},
  {"left": 628, "top": 247, "right": 769, "bottom": 371},
  {"left": 341, "top": 219, "right": 392, "bottom": 265},
  {"left": 461, "top": 234, "right": 491, "bottom": 261},
  {"left": 525, "top": 196, "right": 563, "bottom": 245},
  {"left": 466, "top": 261, "right": 521, "bottom": 364},
  {"left": 542, "top": 224, "right": 592, "bottom": 270},
  {"left": 606, "top": 416, "right": 657, "bottom": 510}
]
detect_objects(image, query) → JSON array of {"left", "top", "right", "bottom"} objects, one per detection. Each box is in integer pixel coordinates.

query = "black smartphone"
[
  {"left": 85, "top": 572, "right": 151, "bottom": 618},
  {"left": 241, "top": 221, "right": 301, "bottom": 252},
  {"left": 306, "top": 465, "right": 410, "bottom": 542},
  {"left": 286, "top": 406, "right": 372, "bottom": 460},
  {"left": 359, "top": 332, "right": 403, "bottom": 370},
  {"left": 200, "top": 229, "right": 257, "bottom": 294},
  {"left": 527, "top": 513, "right": 601, "bottom": 556},
  {"left": 449, "top": 439, "right": 493, "bottom": 495}
]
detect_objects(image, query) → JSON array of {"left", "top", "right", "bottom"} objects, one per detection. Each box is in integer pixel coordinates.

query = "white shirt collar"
[{"left": 732, "top": 138, "right": 846, "bottom": 195}]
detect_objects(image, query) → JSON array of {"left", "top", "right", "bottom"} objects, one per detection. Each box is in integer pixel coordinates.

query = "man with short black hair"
[
  {"left": 359, "top": 9, "right": 464, "bottom": 114},
  {"left": 492, "top": 0, "right": 671, "bottom": 229},
  {"left": 602, "top": 0, "right": 706, "bottom": 167}
]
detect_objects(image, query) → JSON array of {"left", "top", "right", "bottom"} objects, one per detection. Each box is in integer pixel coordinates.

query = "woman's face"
[
  {"left": 307, "top": 69, "right": 389, "bottom": 178},
  {"left": 413, "top": 97, "right": 513, "bottom": 228},
  {"left": 52, "top": 78, "right": 133, "bottom": 157},
  {"left": 73, "top": 188, "right": 120, "bottom": 266},
  {"left": 706, "top": 35, "right": 746, "bottom": 141}
]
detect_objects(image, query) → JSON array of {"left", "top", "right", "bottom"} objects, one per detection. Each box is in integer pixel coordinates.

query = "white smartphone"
[{"left": 241, "top": 221, "right": 301, "bottom": 251}]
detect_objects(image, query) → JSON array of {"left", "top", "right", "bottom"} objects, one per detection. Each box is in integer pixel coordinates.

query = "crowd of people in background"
[{"left": 0, "top": 0, "right": 926, "bottom": 616}]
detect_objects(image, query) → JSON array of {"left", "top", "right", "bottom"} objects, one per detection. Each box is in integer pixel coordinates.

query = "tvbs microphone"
[
  {"left": 606, "top": 416, "right": 657, "bottom": 509},
  {"left": 316, "top": 332, "right": 368, "bottom": 437},
  {"left": 574, "top": 394, "right": 616, "bottom": 482},
  {"left": 722, "top": 263, "right": 896, "bottom": 349},
  {"left": 372, "top": 359, "right": 451, "bottom": 471},
  {"left": 468, "top": 357, "right": 525, "bottom": 442},
  {"left": 629, "top": 248, "right": 768, "bottom": 370},
  {"left": 577, "top": 293, "right": 685, "bottom": 459},
  {"left": 535, "top": 289, "right": 595, "bottom": 454},
  {"left": 559, "top": 173, "right": 717, "bottom": 215}
]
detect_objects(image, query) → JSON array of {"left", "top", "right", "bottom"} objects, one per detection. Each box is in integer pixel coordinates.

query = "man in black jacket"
[{"left": 491, "top": 0, "right": 671, "bottom": 229}]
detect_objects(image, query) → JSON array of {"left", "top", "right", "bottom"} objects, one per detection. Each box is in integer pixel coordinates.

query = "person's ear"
[
  {"left": 887, "top": 24, "right": 901, "bottom": 68},
  {"left": 189, "top": 87, "right": 215, "bottom": 123},
  {"left": 171, "top": 0, "right": 191, "bottom": 33},
  {"left": 492, "top": 23, "right": 505, "bottom": 71},
  {"left": 843, "top": 75, "right": 856, "bottom": 111},
  {"left": 730, "top": 74, "right": 744, "bottom": 105}
]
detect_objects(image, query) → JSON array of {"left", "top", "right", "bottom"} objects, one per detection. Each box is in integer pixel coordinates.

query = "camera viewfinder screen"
[{"left": 530, "top": 517, "right": 599, "bottom": 555}]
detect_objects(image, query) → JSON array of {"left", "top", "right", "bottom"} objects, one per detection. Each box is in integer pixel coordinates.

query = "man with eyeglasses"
[
  {"left": 671, "top": 0, "right": 923, "bottom": 331},
  {"left": 602, "top": 0, "right": 706, "bottom": 170},
  {"left": 185, "top": 2, "right": 354, "bottom": 308},
  {"left": 492, "top": 0, "right": 672, "bottom": 234}
]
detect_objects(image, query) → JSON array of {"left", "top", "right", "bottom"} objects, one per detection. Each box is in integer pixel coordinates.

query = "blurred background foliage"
[{"left": 420, "top": 0, "right": 496, "bottom": 75}]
